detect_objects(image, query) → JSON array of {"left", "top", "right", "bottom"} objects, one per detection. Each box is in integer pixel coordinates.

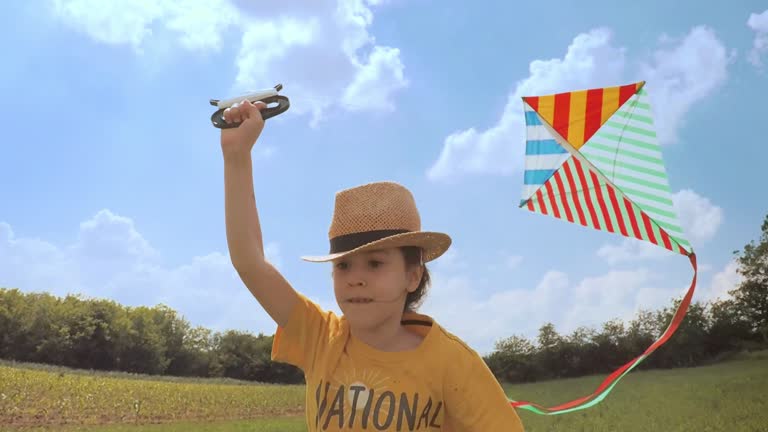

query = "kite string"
[{"left": 507, "top": 252, "right": 697, "bottom": 415}]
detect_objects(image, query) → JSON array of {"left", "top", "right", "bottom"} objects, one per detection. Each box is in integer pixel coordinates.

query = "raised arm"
[{"left": 220, "top": 100, "right": 299, "bottom": 328}]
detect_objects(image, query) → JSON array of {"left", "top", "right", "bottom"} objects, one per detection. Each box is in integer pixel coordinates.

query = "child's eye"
[
  {"left": 369, "top": 260, "right": 382, "bottom": 267},
  {"left": 335, "top": 262, "right": 348, "bottom": 270}
]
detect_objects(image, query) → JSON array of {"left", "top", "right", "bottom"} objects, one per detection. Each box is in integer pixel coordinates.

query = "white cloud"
[
  {"left": 700, "top": 259, "right": 742, "bottom": 303},
  {"left": 75, "top": 210, "right": 159, "bottom": 263},
  {"left": 419, "top": 248, "right": 662, "bottom": 353},
  {"left": 422, "top": 252, "right": 736, "bottom": 355},
  {"left": 425, "top": 28, "right": 625, "bottom": 183},
  {"left": 341, "top": 46, "right": 407, "bottom": 112},
  {"left": 560, "top": 269, "right": 669, "bottom": 331},
  {"left": 597, "top": 239, "right": 671, "bottom": 265},
  {"left": 50, "top": 0, "right": 241, "bottom": 53},
  {"left": 0, "top": 210, "right": 281, "bottom": 335},
  {"left": 672, "top": 189, "right": 723, "bottom": 243},
  {"left": 597, "top": 189, "right": 723, "bottom": 265},
  {"left": 427, "top": 26, "right": 729, "bottom": 182},
  {"left": 232, "top": 0, "right": 408, "bottom": 126},
  {"left": 637, "top": 26, "right": 731, "bottom": 145},
  {"left": 421, "top": 265, "right": 677, "bottom": 354},
  {"left": 747, "top": 9, "right": 768, "bottom": 68},
  {"left": 48, "top": 0, "right": 408, "bottom": 125}
]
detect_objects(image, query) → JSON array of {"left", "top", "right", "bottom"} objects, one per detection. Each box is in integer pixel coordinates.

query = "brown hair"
[{"left": 401, "top": 246, "right": 431, "bottom": 312}]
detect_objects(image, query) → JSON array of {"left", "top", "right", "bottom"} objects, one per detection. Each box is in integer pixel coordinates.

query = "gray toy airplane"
[{"left": 209, "top": 83, "right": 290, "bottom": 128}]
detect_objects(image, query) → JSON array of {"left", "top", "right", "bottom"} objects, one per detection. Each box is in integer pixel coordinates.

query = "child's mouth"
[{"left": 348, "top": 298, "right": 374, "bottom": 304}]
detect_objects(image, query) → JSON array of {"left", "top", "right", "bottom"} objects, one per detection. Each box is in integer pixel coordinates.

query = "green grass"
[
  {"left": 7, "top": 417, "right": 307, "bottom": 432},
  {"left": 0, "top": 359, "right": 268, "bottom": 387},
  {"left": 0, "top": 359, "right": 304, "bottom": 430},
  {"left": 505, "top": 351, "right": 768, "bottom": 431},
  {"left": 2, "top": 351, "right": 767, "bottom": 431}
]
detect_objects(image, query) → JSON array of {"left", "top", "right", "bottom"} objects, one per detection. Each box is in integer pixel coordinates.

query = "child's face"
[{"left": 331, "top": 247, "right": 420, "bottom": 328}]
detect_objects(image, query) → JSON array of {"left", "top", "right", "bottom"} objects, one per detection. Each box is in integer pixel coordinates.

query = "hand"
[{"left": 220, "top": 100, "right": 268, "bottom": 156}]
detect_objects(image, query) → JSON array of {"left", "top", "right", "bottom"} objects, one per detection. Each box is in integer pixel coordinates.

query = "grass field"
[{"left": 2, "top": 351, "right": 767, "bottom": 431}]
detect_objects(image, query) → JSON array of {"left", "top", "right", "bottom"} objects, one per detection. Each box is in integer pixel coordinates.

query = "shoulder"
[
  {"left": 404, "top": 310, "right": 480, "bottom": 358},
  {"left": 428, "top": 318, "right": 509, "bottom": 391},
  {"left": 402, "top": 311, "right": 486, "bottom": 370},
  {"left": 429, "top": 319, "right": 489, "bottom": 373},
  {"left": 271, "top": 292, "right": 348, "bottom": 371},
  {"left": 433, "top": 320, "right": 481, "bottom": 356},
  {"left": 293, "top": 291, "right": 345, "bottom": 328}
]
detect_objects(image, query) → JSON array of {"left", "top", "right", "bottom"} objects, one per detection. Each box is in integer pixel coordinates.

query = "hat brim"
[{"left": 301, "top": 231, "right": 451, "bottom": 263}]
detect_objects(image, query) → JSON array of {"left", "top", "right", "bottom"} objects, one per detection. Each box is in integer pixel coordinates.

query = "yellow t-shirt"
[{"left": 272, "top": 293, "right": 525, "bottom": 431}]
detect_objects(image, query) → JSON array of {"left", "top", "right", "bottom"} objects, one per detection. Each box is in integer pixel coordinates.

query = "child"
[{"left": 220, "top": 100, "right": 525, "bottom": 431}]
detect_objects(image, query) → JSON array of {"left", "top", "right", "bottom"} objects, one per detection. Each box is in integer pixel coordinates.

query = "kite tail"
[{"left": 508, "top": 252, "right": 698, "bottom": 415}]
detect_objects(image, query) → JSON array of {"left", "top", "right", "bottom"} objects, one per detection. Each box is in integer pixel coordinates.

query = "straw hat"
[{"left": 301, "top": 181, "right": 452, "bottom": 263}]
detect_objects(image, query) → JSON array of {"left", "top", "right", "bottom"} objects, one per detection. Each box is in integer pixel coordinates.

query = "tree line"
[
  {"left": 486, "top": 213, "right": 767, "bottom": 383},
  {"left": 1, "top": 214, "right": 766, "bottom": 384},
  {"left": 0, "top": 288, "right": 304, "bottom": 384}
]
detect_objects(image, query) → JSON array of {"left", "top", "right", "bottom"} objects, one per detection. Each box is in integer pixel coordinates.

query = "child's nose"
[{"left": 348, "top": 278, "right": 367, "bottom": 287}]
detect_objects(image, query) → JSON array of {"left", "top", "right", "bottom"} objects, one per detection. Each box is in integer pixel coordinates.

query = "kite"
[{"left": 509, "top": 81, "right": 698, "bottom": 415}]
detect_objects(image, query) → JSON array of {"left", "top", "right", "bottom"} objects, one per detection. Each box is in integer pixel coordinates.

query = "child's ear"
[{"left": 408, "top": 265, "right": 423, "bottom": 291}]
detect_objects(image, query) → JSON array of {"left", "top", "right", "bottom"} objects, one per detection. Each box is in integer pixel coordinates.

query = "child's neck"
[{"left": 351, "top": 318, "right": 423, "bottom": 352}]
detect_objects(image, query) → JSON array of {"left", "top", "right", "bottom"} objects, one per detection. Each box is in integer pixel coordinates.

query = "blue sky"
[{"left": 1, "top": 0, "right": 767, "bottom": 355}]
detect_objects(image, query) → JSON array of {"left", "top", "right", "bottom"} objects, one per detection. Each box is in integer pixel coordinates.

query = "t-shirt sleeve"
[
  {"left": 443, "top": 350, "right": 526, "bottom": 432},
  {"left": 271, "top": 292, "right": 341, "bottom": 374}
]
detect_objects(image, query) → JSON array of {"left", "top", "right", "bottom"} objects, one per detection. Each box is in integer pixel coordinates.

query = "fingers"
[
  {"left": 223, "top": 100, "right": 266, "bottom": 124},
  {"left": 222, "top": 104, "right": 241, "bottom": 124},
  {"left": 242, "top": 100, "right": 267, "bottom": 120}
]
